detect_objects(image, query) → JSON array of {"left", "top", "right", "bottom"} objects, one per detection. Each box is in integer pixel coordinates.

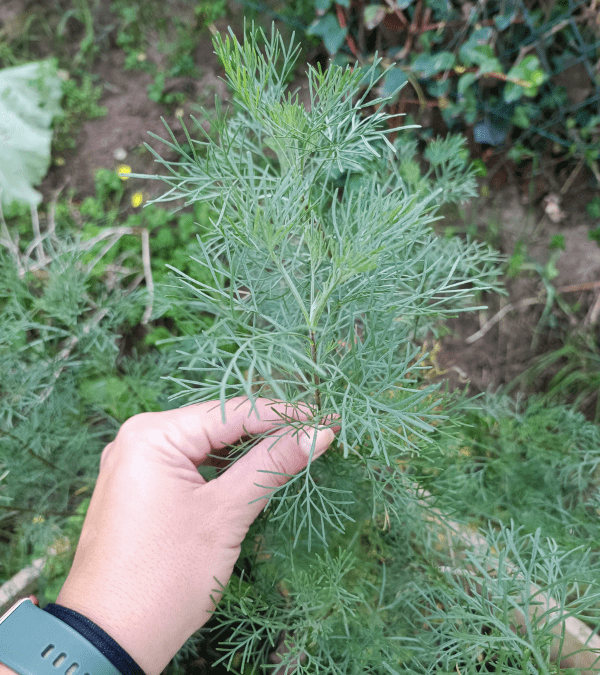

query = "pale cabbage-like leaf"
[{"left": 0, "top": 60, "right": 62, "bottom": 206}]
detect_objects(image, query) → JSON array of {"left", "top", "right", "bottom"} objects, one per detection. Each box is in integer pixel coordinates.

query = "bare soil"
[{"left": 439, "top": 181, "right": 600, "bottom": 398}]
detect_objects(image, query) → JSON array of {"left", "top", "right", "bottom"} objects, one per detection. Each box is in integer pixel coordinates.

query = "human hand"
[{"left": 54, "top": 397, "right": 335, "bottom": 675}]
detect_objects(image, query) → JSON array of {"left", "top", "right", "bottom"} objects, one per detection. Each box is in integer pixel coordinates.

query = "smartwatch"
[{"left": 0, "top": 598, "right": 119, "bottom": 675}]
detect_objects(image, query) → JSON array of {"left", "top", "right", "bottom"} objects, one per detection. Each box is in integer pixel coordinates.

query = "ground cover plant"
[
  {"left": 0, "top": 183, "right": 200, "bottom": 596},
  {"left": 134, "top": 25, "right": 600, "bottom": 673}
]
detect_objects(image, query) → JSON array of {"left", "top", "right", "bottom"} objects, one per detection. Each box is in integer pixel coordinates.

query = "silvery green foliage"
[
  {"left": 135, "top": 26, "right": 600, "bottom": 675},
  {"left": 140, "top": 25, "right": 502, "bottom": 545}
]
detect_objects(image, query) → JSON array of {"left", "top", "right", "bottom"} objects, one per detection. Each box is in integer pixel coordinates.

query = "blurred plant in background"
[{"left": 257, "top": 0, "right": 600, "bottom": 184}]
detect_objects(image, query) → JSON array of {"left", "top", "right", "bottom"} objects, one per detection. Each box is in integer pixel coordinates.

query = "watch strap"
[
  {"left": 43, "top": 604, "right": 145, "bottom": 675},
  {"left": 0, "top": 598, "right": 120, "bottom": 675}
]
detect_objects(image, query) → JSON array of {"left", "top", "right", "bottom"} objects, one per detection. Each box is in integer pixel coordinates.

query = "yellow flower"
[
  {"left": 117, "top": 164, "right": 132, "bottom": 180},
  {"left": 49, "top": 536, "right": 71, "bottom": 556},
  {"left": 32, "top": 515, "right": 45, "bottom": 524},
  {"left": 131, "top": 192, "right": 144, "bottom": 208},
  {"left": 54, "top": 157, "right": 65, "bottom": 166}
]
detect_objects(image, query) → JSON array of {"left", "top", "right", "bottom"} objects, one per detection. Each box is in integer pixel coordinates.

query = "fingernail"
[{"left": 299, "top": 427, "right": 334, "bottom": 459}]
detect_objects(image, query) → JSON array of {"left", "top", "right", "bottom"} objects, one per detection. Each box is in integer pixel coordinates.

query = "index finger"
[{"left": 150, "top": 396, "right": 315, "bottom": 466}]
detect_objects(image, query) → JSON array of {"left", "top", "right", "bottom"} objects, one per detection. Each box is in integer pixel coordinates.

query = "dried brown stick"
[
  {"left": 29, "top": 205, "right": 45, "bottom": 263},
  {"left": 47, "top": 180, "right": 68, "bottom": 239},
  {"left": 559, "top": 280, "right": 600, "bottom": 293},
  {"left": 466, "top": 280, "right": 600, "bottom": 344},
  {"left": 465, "top": 297, "right": 542, "bottom": 344},
  {"left": 21, "top": 226, "right": 142, "bottom": 277},
  {"left": 141, "top": 228, "right": 154, "bottom": 324},
  {"left": 584, "top": 290, "right": 600, "bottom": 326}
]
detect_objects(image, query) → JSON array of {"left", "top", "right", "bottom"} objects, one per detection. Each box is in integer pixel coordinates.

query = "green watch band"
[{"left": 0, "top": 599, "right": 119, "bottom": 675}]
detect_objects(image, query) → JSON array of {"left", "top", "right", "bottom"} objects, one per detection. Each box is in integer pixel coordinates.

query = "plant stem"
[{"left": 309, "top": 330, "right": 322, "bottom": 412}]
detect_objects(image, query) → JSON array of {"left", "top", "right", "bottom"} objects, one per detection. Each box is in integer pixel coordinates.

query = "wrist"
[
  {"left": 0, "top": 597, "right": 132, "bottom": 675},
  {"left": 55, "top": 582, "right": 179, "bottom": 675}
]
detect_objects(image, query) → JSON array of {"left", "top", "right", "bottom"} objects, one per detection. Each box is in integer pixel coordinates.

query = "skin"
[{"left": 0, "top": 397, "right": 336, "bottom": 675}]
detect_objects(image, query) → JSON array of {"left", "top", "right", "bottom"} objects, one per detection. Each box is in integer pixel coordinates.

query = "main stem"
[{"left": 309, "top": 329, "right": 322, "bottom": 412}]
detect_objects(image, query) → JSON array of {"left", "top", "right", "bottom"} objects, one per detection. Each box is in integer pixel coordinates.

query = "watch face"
[{"left": 0, "top": 598, "right": 32, "bottom": 625}]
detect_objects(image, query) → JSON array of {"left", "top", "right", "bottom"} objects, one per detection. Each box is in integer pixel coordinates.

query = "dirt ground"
[
  {"left": 5, "top": 0, "right": 600, "bottom": 404},
  {"left": 438, "top": 181, "right": 600, "bottom": 397}
]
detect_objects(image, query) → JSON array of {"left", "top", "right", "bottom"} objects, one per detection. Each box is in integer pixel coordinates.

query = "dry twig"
[
  {"left": 466, "top": 279, "right": 600, "bottom": 344},
  {"left": 141, "top": 228, "right": 154, "bottom": 324},
  {"left": 29, "top": 205, "right": 44, "bottom": 263},
  {"left": 465, "top": 297, "right": 542, "bottom": 344}
]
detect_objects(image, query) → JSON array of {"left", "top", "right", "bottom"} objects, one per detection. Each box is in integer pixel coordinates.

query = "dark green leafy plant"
[{"left": 298, "top": 0, "right": 600, "bottom": 179}]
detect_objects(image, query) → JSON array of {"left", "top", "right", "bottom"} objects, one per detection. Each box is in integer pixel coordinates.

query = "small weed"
[
  {"left": 521, "top": 332, "right": 600, "bottom": 422},
  {"left": 589, "top": 227, "right": 600, "bottom": 246},
  {"left": 506, "top": 240, "right": 527, "bottom": 278},
  {"left": 147, "top": 72, "right": 187, "bottom": 106},
  {"left": 586, "top": 196, "right": 600, "bottom": 219},
  {"left": 194, "top": 0, "right": 227, "bottom": 27},
  {"left": 70, "top": 167, "right": 215, "bottom": 337},
  {"left": 53, "top": 73, "right": 107, "bottom": 152}
]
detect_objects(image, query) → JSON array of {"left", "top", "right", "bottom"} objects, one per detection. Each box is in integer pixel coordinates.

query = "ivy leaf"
[
  {"left": 494, "top": 12, "right": 516, "bottom": 31},
  {"left": 511, "top": 105, "right": 530, "bottom": 129},
  {"left": 504, "top": 55, "right": 547, "bottom": 102},
  {"left": 460, "top": 44, "right": 495, "bottom": 66},
  {"left": 478, "top": 57, "right": 502, "bottom": 75},
  {"left": 411, "top": 51, "right": 455, "bottom": 77},
  {"left": 315, "top": 0, "right": 332, "bottom": 15},
  {"left": 474, "top": 117, "right": 509, "bottom": 145},
  {"left": 381, "top": 68, "right": 408, "bottom": 101},
  {"left": 307, "top": 14, "right": 348, "bottom": 55},
  {"left": 458, "top": 72, "right": 477, "bottom": 94},
  {"left": 363, "top": 4, "right": 387, "bottom": 30},
  {"left": 459, "top": 27, "right": 494, "bottom": 66}
]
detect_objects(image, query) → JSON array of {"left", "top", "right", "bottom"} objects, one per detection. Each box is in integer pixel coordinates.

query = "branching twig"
[
  {"left": 558, "top": 280, "right": 600, "bottom": 293},
  {"left": 23, "top": 226, "right": 142, "bottom": 278},
  {"left": 84, "top": 235, "right": 122, "bottom": 274},
  {"left": 467, "top": 279, "right": 600, "bottom": 344},
  {"left": 584, "top": 290, "right": 600, "bottom": 326},
  {"left": 47, "top": 180, "right": 68, "bottom": 240},
  {"left": 39, "top": 306, "right": 111, "bottom": 403},
  {"left": 38, "top": 273, "right": 143, "bottom": 404},
  {"left": 465, "top": 297, "right": 543, "bottom": 344}
]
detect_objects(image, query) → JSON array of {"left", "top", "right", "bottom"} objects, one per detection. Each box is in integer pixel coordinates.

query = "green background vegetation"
[{"left": 1, "top": 1, "right": 599, "bottom": 673}]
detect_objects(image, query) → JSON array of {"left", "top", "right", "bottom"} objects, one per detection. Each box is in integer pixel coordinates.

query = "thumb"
[{"left": 215, "top": 425, "right": 335, "bottom": 524}]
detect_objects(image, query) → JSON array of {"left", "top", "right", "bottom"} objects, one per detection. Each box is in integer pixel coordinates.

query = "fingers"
[
  {"left": 116, "top": 397, "right": 319, "bottom": 466},
  {"left": 214, "top": 423, "right": 335, "bottom": 528}
]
